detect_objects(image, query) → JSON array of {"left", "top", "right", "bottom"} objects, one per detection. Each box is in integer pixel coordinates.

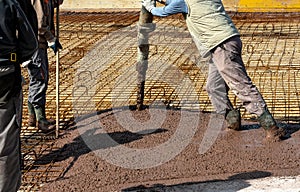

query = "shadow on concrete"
[
  {"left": 30, "top": 107, "right": 299, "bottom": 183},
  {"left": 239, "top": 121, "right": 300, "bottom": 140},
  {"left": 32, "top": 122, "right": 167, "bottom": 178},
  {"left": 121, "top": 171, "right": 272, "bottom": 192}
]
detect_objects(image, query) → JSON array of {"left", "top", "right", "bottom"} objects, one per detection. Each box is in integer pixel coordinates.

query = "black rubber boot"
[
  {"left": 225, "top": 108, "right": 241, "bottom": 130},
  {"left": 34, "top": 106, "right": 55, "bottom": 132},
  {"left": 258, "top": 109, "right": 286, "bottom": 141},
  {"left": 27, "top": 101, "right": 36, "bottom": 127}
]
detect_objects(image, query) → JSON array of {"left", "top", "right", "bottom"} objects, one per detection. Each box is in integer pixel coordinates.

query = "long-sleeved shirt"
[
  {"left": 151, "top": 0, "right": 188, "bottom": 17},
  {"left": 0, "top": 0, "right": 38, "bottom": 62},
  {"left": 31, "top": 0, "right": 55, "bottom": 48}
]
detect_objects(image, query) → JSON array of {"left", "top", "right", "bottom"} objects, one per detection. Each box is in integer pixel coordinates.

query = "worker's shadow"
[
  {"left": 121, "top": 170, "right": 272, "bottom": 192},
  {"left": 32, "top": 117, "right": 167, "bottom": 178}
]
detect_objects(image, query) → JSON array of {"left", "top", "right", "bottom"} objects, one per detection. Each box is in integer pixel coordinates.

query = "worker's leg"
[
  {"left": 0, "top": 73, "right": 21, "bottom": 192},
  {"left": 27, "top": 48, "right": 54, "bottom": 132},
  {"left": 28, "top": 48, "right": 49, "bottom": 109},
  {"left": 206, "top": 58, "right": 232, "bottom": 115},
  {"left": 206, "top": 58, "right": 241, "bottom": 130},
  {"left": 211, "top": 36, "right": 286, "bottom": 140},
  {"left": 211, "top": 36, "right": 266, "bottom": 116}
]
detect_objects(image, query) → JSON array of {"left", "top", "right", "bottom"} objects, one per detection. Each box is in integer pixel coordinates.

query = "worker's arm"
[
  {"left": 32, "top": 0, "right": 55, "bottom": 43},
  {"left": 142, "top": 0, "right": 188, "bottom": 17},
  {"left": 152, "top": 0, "right": 188, "bottom": 17},
  {"left": 14, "top": 0, "right": 38, "bottom": 62}
]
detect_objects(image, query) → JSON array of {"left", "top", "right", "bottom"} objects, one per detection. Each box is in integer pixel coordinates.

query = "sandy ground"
[{"left": 36, "top": 108, "right": 300, "bottom": 191}]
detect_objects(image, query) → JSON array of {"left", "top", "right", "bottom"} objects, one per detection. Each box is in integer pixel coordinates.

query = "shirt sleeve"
[
  {"left": 151, "top": 0, "right": 188, "bottom": 17},
  {"left": 14, "top": 1, "right": 38, "bottom": 62},
  {"left": 32, "top": 0, "right": 55, "bottom": 42}
]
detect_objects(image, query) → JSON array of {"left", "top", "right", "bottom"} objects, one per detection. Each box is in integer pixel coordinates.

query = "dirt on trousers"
[{"left": 38, "top": 108, "right": 300, "bottom": 192}]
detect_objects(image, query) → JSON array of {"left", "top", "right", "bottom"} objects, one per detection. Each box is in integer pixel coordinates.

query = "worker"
[
  {"left": 25, "top": 0, "right": 63, "bottom": 132},
  {"left": 0, "top": 0, "right": 38, "bottom": 191},
  {"left": 142, "top": 0, "right": 287, "bottom": 141}
]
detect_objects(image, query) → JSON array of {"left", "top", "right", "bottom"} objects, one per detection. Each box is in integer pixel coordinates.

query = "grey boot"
[
  {"left": 258, "top": 109, "right": 286, "bottom": 141},
  {"left": 27, "top": 101, "right": 36, "bottom": 127},
  {"left": 225, "top": 109, "right": 241, "bottom": 130},
  {"left": 34, "top": 106, "right": 55, "bottom": 132}
]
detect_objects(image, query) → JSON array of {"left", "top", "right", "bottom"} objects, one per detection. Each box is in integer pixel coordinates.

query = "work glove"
[
  {"left": 142, "top": 0, "right": 155, "bottom": 13},
  {"left": 48, "top": 38, "right": 63, "bottom": 54}
]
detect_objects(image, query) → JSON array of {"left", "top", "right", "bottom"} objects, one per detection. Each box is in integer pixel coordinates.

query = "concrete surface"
[{"left": 125, "top": 175, "right": 300, "bottom": 192}]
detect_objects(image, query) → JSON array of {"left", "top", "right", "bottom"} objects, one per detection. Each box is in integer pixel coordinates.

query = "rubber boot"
[
  {"left": 258, "top": 109, "right": 286, "bottom": 141},
  {"left": 34, "top": 106, "right": 55, "bottom": 132},
  {"left": 27, "top": 101, "right": 36, "bottom": 127},
  {"left": 225, "top": 109, "right": 241, "bottom": 130},
  {"left": 41, "top": 106, "right": 56, "bottom": 125}
]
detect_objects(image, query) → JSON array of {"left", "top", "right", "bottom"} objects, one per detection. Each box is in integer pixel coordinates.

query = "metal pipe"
[
  {"left": 55, "top": 5, "right": 60, "bottom": 138},
  {"left": 136, "top": 5, "right": 154, "bottom": 110}
]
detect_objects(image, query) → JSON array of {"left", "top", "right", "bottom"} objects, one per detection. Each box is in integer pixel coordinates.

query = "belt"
[{"left": 0, "top": 53, "right": 17, "bottom": 63}]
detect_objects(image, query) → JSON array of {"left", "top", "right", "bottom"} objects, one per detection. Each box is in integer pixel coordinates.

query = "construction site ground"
[{"left": 19, "top": 11, "right": 300, "bottom": 191}]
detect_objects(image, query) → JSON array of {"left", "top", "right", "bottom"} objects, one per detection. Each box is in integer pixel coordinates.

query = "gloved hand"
[
  {"left": 142, "top": 0, "right": 155, "bottom": 13},
  {"left": 48, "top": 38, "right": 62, "bottom": 54}
]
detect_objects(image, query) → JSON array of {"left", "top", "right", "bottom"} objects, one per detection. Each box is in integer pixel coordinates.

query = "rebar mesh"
[{"left": 19, "top": 11, "right": 300, "bottom": 191}]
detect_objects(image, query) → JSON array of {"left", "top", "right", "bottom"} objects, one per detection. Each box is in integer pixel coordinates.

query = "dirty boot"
[
  {"left": 225, "top": 109, "right": 241, "bottom": 130},
  {"left": 28, "top": 101, "right": 36, "bottom": 127},
  {"left": 41, "top": 105, "right": 56, "bottom": 125},
  {"left": 34, "top": 107, "right": 55, "bottom": 132},
  {"left": 258, "top": 109, "right": 286, "bottom": 141}
]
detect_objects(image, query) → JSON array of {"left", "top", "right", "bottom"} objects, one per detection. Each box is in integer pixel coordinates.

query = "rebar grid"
[
  {"left": 19, "top": 11, "right": 300, "bottom": 191},
  {"left": 20, "top": 11, "right": 140, "bottom": 191},
  {"left": 232, "top": 12, "right": 300, "bottom": 120}
]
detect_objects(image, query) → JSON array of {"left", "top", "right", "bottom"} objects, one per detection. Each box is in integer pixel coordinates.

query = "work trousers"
[
  {"left": 27, "top": 48, "right": 49, "bottom": 108},
  {"left": 206, "top": 36, "right": 266, "bottom": 116},
  {"left": 0, "top": 72, "right": 22, "bottom": 192}
]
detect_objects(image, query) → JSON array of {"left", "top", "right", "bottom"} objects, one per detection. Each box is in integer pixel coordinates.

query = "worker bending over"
[{"left": 142, "top": 0, "right": 287, "bottom": 141}]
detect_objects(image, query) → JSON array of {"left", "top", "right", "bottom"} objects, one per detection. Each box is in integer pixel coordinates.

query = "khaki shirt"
[{"left": 184, "top": 0, "right": 239, "bottom": 57}]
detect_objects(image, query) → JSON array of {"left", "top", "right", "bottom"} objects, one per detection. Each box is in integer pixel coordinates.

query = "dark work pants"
[
  {"left": 0, "top": 71, "right": 22, "bottom": 192},
  {"left": 27, "top": 48, "right": 49, "bottom": 108}
]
